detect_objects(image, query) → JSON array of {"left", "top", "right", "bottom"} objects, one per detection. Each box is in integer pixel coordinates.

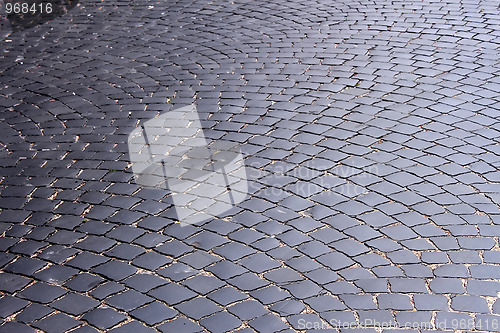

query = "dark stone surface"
[{"left": 1, "top": 0, "right": 500, "bottom": 330}]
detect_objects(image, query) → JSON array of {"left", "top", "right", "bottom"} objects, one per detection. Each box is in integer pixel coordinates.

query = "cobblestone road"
[{"left": 1, "top": 0, "right": 500, "bottom": 332}]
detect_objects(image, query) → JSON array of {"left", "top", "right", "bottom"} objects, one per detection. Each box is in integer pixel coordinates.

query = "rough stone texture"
[{"left": 1, "top": 0, "right": 500, "bottom": 331}]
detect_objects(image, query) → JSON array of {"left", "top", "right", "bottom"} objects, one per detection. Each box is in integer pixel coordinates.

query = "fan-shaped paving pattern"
[{"left": 1, "top": 0, "right": 500, "bottom": 332}]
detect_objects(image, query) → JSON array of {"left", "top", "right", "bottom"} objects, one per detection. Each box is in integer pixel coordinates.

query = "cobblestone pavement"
[{"left": 1, "top": 0, "right": 500, "bottom": 332}]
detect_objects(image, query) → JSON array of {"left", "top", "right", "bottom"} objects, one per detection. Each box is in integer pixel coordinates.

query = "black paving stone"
[
  {"left": 91, "top": 260, "right": 137, "bottom": 281},
  {"left": 34, "top": 265, "right": 78, "bottom": 284},
  {"left": 207, "top": 261, "right": 247, "bottom": 280},
  {"left": 182, "top": 275, "right": 225, "bottom": 295},
  {"left": 467, "top": 280, "right": 500, "bottom": 296},
  {"left": 51, "top": 293, "right": 100, "bottom": 316},
  {"left": 131, "top": 301, "right": 177, "bottom": 325},
  {"left": 156, "top": 239, "right": 192, "bottom": 258},
  {"left": 434, "top": 264, "right": 470, "bottom": 278},
  {"left": 175, "top": 297, "right": 222, "bottom": 320},
  {"left": 10, "top": 240, "right": 47, "bottom": 256},
  {"left": 48, "top": 216, "right": 83, "bottom": 230},
  {"left": 325, "top": 280, "right": 362, "bottom": 294},
  {"left": 413, "top": 294, "right": 449, "bottom": 311},
  {"left": 400, "top": 264, "right": 433, "bottom": 278},
  {"left": 429, "top": 278, "right": 466, "bottom": 294},
  {"left": 306, "top": 295, "right": 346, "bottom": 312},
  {"left": 64, "top": 273, "right": 105, "bottom": 292},
  {"left": 271, "top": 299, "right": 306, "bottom": 316},
  {"left": 377, "top": 294, "right": 413, "bottom": 310},
  {"left": 38, "top": 245, "right": 79, "bottom": 264},
  {"left": 123, "top": 273, "right": 167, "bottom": 293},
  {"left": 157, "top": 262, "right": 197, "bottom": 281},
  {"left": 106, "top": 289, "right": 153, "bottom": 311},
  {"left": 253, "top": 237, "right": 281, "bottom": 251},
  {"left": 77, "top": 221, "right": 114, "bottom": 236},
  {"left": 0, "top": 322, "right": 35, "bottom": 333},
  {"left": 148, "top": 283, "right": 197, "bottom": 305},
  {"left": 199, "top": 311, "right": 242, "bottom": 333},
  {"left": 19, "top": 282, "right": 67, "bottom": 303},
  {"left": 285, "top": 256, "right": 321, "bottom": 274},
  {"left": 339, "top": 295, "right": 377, "bottom": 310},
  {"left": 15, "top": 303, "right": 53, "bottom": 324},
  {"left": 264, "top": 267, "right": 302, "bottom": 283},
  {"left": 386, "top": 250, "right": 420, "bottom": 264},
  {"left": 267, "top": 246, "right": 301, "bottom": 261},
  {"left": 75, "top": 235, "right": 116, "bottom": 253},
  {"left": 229, "top": 272, "right": 269, "bottom": 291},
  {"left": 430, "top": 237, "right": 460, "bottom": 251},
  {"left": 316, "top": 252, "right": 355, "bottom": 270},
  {"left": 105, "top": 243, "right": 145, "bottom": 261},
  {"left": 107, "top": 210, "right": 145, "bottom": 225},
  {"left": 133, "top": 200, "right": 169, "bottom": 215},
  {"left": 133, "top": 233, "right": 170, "bottom": 249},
  {"left": 137, "top": 216, "right": 172, "bottom": 232},
  {"left": 305, "top": 268, "right": 339, "bottom": 285},
  {"left": 0, "top": 252, "right": 15, "bottom": 269},
  {"left": 179, "top": 251, "right": 220, "bottom": 270},
  {"left": 284, "top": 280, "right": 322, "bottom": 299},
  {"left": 353, "top": 278, "right": 388, "bottom": 293},
  {"left": 32, "top": 313, "right": 80, "bottom": 333},
  {"left": 0, "top": 272, "right": 31, "bottom": 293},
  {"left": 47, "top": 230, "right": 85, "bottom": 245},
  {"left": 207, "top": 286, "right": 248, "bottom": 306},
  {"left": 82, "top": 308, "right": 127, "bottom": 330},
  {"left": 421, "top": 252, "right": 449, "bottom": 264},
  {"left": 366, "top": 238, "right": 402, "bottom": 253},
  {"left": 0, "top": 295, "right": 29, "bottom": 318},
  {"left": 451, "top": 295, "right": 490, "bottom": 313},
  {"left": 388, "top": 278, "right": 427, "bottom": 293},
  {"left": 355, "top": 253, "right": 391, "bottom": 269},
  {"left": 4, "top": 227, "right": 31, "bottom": 240},
  {"left": 228, "top": 300, "right": 268, "bottom": 320},
  {"left": 458, "top": 237, "right": 496, "bottom": 250},
  {"left": 204, "top": 219, "right": 241, "bottom": 235},
  {"left": 331, "top": 239, "right": 370, "bottom": 257},
  {"left": 4, "top": 257, "right": 46, "bottom": 276},
  {"left": 131, "top": 251, "right": 171, "bottom": 270},
  {"left": 230, "top": 229, "right": 266, "bottom": 244},
  {"left": 250, "top": 285, "right": 291, "bottom": 305},
  {"left": 89, "top": 282, "right": 125, "bottom": 300},
  {"left": 213, "top": 243, "right": 256, "bottom": 261}
]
